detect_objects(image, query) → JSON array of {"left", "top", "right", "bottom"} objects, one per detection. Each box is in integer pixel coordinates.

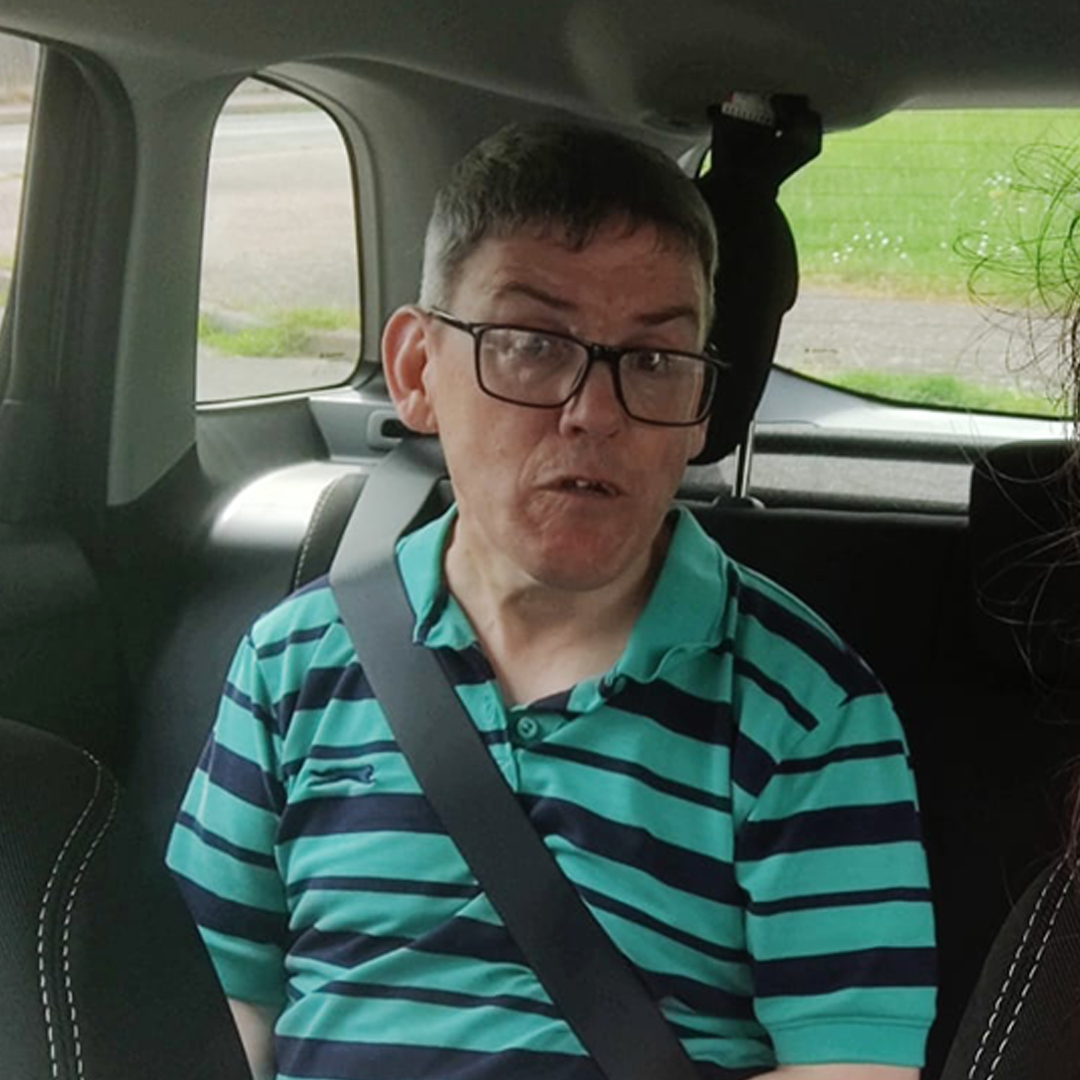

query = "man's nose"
[{"left": 559, "top": 359, "right": 625, "bottom": 436}]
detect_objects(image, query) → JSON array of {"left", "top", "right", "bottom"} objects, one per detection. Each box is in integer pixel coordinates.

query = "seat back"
[
  {"left": 94, "top": 438, "right": 1080, "bottom": 1080},
  {"left": 696, "top": 442, "right": 1080, "bottom": 1079},
  {"left": 941, "top": 861, "right": 1080, "bottom": 1080},
  {"left": 0, "top": 716, "right": 249, "bottom": 1080},
  {"left": 969, "top": 439, "right": 1080, "bottom": 697}
]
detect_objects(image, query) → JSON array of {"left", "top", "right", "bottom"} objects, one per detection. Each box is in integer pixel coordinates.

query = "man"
[{"left": 168, "top": 122, "right": 936, "bottom": 1079}]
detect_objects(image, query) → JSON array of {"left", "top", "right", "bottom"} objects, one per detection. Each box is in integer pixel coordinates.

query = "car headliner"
[{"left": 3, "top": 0, "right": 1080, "bottom": 132}]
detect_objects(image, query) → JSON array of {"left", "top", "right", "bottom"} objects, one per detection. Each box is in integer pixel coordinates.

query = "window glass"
[
  {"left": 776, "top": 109, "right": 1080, "bottom": 417},
  {"left": 197, "top": 80, "right": 360, "bottom": 401},
  {"left": 0, "top": 33, "right": 38, "bottom": 321}
]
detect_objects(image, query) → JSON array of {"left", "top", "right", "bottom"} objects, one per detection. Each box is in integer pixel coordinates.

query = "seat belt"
[{"left": 329, "top": 437, "right": 701, "bottom": 1080}]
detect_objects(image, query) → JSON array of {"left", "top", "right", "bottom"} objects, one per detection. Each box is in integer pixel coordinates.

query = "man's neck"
[{"left": 443, "top": 524, "right": 670, "bottom": 706}]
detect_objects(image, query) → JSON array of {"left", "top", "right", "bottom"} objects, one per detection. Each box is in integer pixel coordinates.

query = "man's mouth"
[{"left": 553, "top": 476, "right": 620, "bottom": 497}]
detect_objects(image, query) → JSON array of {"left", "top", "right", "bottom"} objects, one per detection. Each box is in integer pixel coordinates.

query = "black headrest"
[
  {"left": 969, "top": 440, "right": 1080, "bottom": 689},
  {"left": 693, "top": 95, "right": 821, "bottom": 464}
]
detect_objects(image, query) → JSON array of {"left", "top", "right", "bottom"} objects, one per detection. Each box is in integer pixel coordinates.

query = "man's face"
[{"left": 396, "top": 221, "right": 710, "bottom": 595}]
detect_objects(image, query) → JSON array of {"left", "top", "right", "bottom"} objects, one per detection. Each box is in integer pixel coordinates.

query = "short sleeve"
[
  {"left": 735, "top": 688, "right": 937, "bottom": 1067},
  {"left": 166, "top": 632, "right": 290, "bottom": 1008}
]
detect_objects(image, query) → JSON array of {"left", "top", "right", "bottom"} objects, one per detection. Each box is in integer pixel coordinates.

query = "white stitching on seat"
[
  {"left": 293, "top": 478, "right": 340, "bottom": 591},
  {"left": 61, "top": 761, "right": 120, "bottom": 1080},
  {"left": 37, "top": 752, "right": 104, "bottom": 1080},
  {"left": 984, "top": 862, "right": 1073, "bottom": 1079},
  {"left": 966, "top": 859, "right": 1070, "bottom": 1080}
]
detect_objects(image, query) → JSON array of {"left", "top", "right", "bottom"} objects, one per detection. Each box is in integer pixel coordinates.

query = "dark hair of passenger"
[
  {"left": 966, "top": 144, "right": 1080, "bottom": 867},
  {"left": 419, "top": 121, "right": 718, "bottom": 325},
  {"left": 1056, "top": 164, "right": 1080, "bottom": 869},
  {"left": 1068, "top": 286, "right": 1080, "bottom": 870}
]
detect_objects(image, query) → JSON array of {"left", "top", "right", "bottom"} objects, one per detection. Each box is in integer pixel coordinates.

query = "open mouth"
[{"left": 555, "top": 477, "right": 620, "bottom": 496}]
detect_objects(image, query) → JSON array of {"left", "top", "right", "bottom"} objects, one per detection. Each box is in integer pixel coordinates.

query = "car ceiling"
[{"left": 3, "top": 0, "right": 1080, "bottom": 132}]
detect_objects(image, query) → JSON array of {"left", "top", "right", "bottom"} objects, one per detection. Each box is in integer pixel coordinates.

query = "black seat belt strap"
[{"left": 329, "top": 437, "right": 700, "bottom": 1080}]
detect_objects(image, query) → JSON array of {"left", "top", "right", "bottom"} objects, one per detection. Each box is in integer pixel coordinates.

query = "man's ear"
[{"left": 382, "top": 305, "right": 438, "bottom": 434}]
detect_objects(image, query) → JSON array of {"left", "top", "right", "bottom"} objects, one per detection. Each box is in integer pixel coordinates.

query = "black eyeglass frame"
[{"left": 426, "top": 308, "right": 726, "bottom": 428}]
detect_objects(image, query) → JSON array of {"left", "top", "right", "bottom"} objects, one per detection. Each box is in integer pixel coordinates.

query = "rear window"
[
  {"left": 776, "top": 109, "right": 1080, "bottom": 418},
  {"left": 197, "top": 80, "right": 361, "bottom": 401}
]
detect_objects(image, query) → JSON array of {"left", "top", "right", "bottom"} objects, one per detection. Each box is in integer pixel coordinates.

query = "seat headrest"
[
  {"left": 692, "top": 95, "right": 820, "bottom": 465},
  {"left": 969, "top": 439, "right": 1080, "bottom": 689}
]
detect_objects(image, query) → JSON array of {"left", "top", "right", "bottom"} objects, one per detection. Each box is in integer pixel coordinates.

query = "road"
[
  {"left": 1, "top": 101, "right": 356, "bottom": 309},
  {"left": 200, "top": 106, "right": 359, "bottom": 311},
  {"left": 0, "top": 106, "right": 1064, "bottom": 404},
  {"left": 777, "top": 289, "right": 1060, "bottom": 396}
]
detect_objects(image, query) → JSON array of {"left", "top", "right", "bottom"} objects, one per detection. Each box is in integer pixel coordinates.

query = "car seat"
[
  {"left": 920, "top": 438, "right": 1080, "bottom": 1077},
  {"left": 940, "top": 858, "right": 1080, "bottom": 1079},
  {"left": 0, "top": 716, "right": 250, "bottom": 1080}
]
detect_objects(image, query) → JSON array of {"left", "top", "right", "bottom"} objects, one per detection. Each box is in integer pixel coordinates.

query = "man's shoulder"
[
  {"left": 725, "top": 550, "right": 842, "bottom": 643},
  {"left": 246, "top": 574, "right": 348, "bottom": 657},
  {"left": 672, "top": 508, "right": 846, "bottom": 646},
  {"left": 704, "top": 528, "right": 884, "bottom": 704}
]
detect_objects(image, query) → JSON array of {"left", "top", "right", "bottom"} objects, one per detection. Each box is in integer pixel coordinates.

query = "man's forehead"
[{"left": 458, "top": 221, "right": 707, "bottom": 304}]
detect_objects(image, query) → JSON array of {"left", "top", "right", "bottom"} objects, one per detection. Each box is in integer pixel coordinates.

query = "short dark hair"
[{"left": 420, "top": 121, "right": 717, "bottom": 325}]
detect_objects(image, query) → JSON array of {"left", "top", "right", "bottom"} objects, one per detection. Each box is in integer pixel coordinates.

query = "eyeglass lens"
[{"left": 476, "top": 327, "right": 714, "bottom": 424}]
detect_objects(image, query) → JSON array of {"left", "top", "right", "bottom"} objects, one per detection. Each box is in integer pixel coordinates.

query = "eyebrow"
[
  {"left": 491, "top": 282, "right": 700, "bottom": 328},
  {"left": 634, "top": 304, "right": 701, "bottom": 328},
  {"left": 490, "top": 282, "right": 575, "bottom": 311}
]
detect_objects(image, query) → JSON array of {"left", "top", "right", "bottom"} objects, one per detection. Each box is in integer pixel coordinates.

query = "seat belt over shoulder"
[{"left": 329, "top": 437, "right": 701, "bottom": 1080}]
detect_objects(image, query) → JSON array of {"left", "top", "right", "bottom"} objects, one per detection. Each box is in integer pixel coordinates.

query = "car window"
[
  {"left": 197, "top": 79, "right": 360, "bottom": 401},
  {"left": 0, "top": 33, "right": 38, "bottom": 333},
  {"left": 776, "top": 108, "right": 1080, "bottom": 418}
]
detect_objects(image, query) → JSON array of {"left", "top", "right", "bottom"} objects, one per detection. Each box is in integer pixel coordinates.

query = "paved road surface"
[{"left": 778, "top": 289, "right": 1061, "bottom": 396}]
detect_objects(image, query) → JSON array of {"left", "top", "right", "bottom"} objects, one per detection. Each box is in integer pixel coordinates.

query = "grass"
[
  {"left": 779, "top": 109, "right": 1080, "bottom": 302},
  {"left": 768, "top": 109, "right": 1080, "bottom": 416},
  {"left": 828, "top": 370, "right": 1065, "bottom": 417},
  {"left": 198, "top": 306, "right": 359, "bottom": 357}
]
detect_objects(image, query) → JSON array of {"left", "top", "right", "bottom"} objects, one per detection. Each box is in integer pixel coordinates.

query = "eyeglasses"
[{"left": 427, "top": 309, "right": 725, "bottom": 427}]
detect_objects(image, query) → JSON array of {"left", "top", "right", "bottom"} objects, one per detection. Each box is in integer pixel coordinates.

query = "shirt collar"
[
  {"left": 396, "top": 504, "right": 476, "bottom": 650},
  {"left": 395, "top": 503, "right": 727, "bottom": 682},
  {"left": 608, "top": 506, "right": 728, "bottom": 685}
]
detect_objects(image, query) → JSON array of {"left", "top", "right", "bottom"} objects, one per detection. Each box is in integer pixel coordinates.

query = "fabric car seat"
[
  {"left": 941, "top": 859, "right": 1080, "bottom": 1079},
  {"left": 0, "top": 716, "right": 250, "bottom": 1080}
]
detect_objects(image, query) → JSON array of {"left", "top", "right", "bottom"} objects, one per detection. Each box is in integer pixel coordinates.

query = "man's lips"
[{"left": 542, "top": 474, "right": 624, "bottom": 497}]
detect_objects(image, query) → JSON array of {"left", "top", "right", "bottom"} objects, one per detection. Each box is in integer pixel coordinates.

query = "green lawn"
[
  {"left": 779, "top": 109, "right": 1080, "bottom": 303},
  {"left": 198, "top": 306, "right": 359, "bottom": 358},
  {"left": 827, "top": 370, "right": 1063, "bottom": 417}
]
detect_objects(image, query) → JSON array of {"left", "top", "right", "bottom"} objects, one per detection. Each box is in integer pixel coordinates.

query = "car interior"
[{"left": 1, "top": 0, "right": 1079, "bottom": 1077}]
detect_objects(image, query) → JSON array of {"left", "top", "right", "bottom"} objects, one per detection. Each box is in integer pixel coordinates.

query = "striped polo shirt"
[{"left": 167, "top": 505, "right": 936, "bottom": 1079}]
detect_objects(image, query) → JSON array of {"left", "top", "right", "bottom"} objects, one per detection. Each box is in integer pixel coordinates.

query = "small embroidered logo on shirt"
[{"left": 310, "top": 763, "right": 376, "bottom": 786}]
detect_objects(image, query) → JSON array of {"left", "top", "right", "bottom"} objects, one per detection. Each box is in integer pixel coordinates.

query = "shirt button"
[
  {"left": 517, "top": 717, "right": 540, "bottom": 741},
  {"left": 602, "top": 674, "right": 627, "bottom": 698}
]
